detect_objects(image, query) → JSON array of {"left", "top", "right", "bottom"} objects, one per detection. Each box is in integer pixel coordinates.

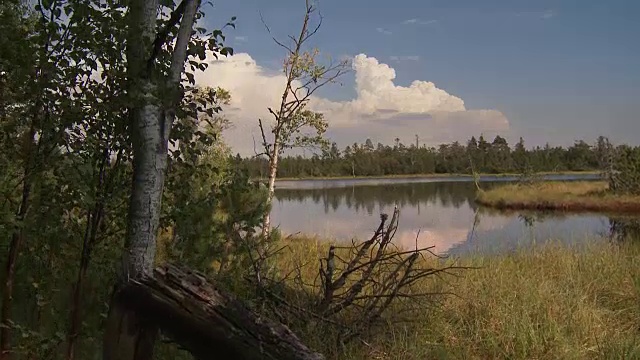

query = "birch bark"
[{"left": 102, "top": 1, "right": 200, "bottom": 358}]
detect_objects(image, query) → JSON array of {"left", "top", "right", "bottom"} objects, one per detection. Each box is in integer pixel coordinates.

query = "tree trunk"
[
  {"left": 101, "top": 0, "right": 162, "bottom": 358},
  {"left": 102, "top": 0, "right": 201, "bottom": 358},
  {"left": 67, "top": 203, "right": 104, "bottom": 360},
  {"left": 0, "top": 229, "right": 26, "bottom": 360},
  {"left": 262, "top": 142, "right": 280, "bottom": 238},
  {"left": 0, "top": 126, "right": 35, "bottom": 360},
  {"left": 102, "top": 96, "right": 166, "bottom": 360},
  {"left": 116, "top": 264, "right": 324, "bottom": 360},
  {"left": 65, "top": 253, "right": 89, "bottom": 360},
  {"left": 27, "top": 247, "right": 53, "bottom": 360}
]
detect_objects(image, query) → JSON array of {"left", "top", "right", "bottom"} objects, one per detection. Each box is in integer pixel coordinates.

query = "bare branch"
[
  {"left": 260, "top": 11, "right": 295, "bottom": 54},
  {"left": 252, "top": 134, "right": 270, "bottom": 159},
  {"left": 299, "top": 12, "right": 323, "bottom": 46},
  {"left": 148, "top": 0, "right": 188, "bottom": 69},
  {"left": 258, "top": 119, "right": 273, "bottom": 160}
]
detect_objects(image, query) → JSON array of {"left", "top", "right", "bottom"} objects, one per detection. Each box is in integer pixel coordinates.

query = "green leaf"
[{"left": 185, "top": 72, "right": 195, "bottom": 84}]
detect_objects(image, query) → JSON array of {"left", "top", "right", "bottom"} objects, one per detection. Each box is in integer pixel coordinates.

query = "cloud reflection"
[
  {"left": 271, "top": 182, "right": 512, "bottom": 254},
  {"left": 271, "top": 181, "right": 612, "bottom": 256}
]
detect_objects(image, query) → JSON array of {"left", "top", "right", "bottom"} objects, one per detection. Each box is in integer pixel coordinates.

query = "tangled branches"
[
  {"left": 241, "top": 206, "right": 470, "bottom": 350},
  {"left": 304, "top": 207, "right": 467, "bottom": 344}
]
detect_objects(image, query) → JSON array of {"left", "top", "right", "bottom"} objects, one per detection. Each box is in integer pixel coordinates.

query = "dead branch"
[
  {"left": 258, "top": 118, "right": 273, "bottom": 160},
  {"left": 312, "top": 206, "right": 469, "bottom": 342}
]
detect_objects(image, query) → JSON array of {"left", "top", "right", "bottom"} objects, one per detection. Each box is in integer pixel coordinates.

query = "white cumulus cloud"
[
  {"left": 402, "top": 18, "right": 438, "bottom": 25},
  {"left": 376, "top": 27, "right": 392, "bottom": 35},
  {"left": 194, "top": 52, "right": 510, "bottom": 155},
  {"left": 389, "top": 55, "right": 421, "bottom": 62},
  {"left": 541, "top": 10, "right": 556, "bottom": 20}
]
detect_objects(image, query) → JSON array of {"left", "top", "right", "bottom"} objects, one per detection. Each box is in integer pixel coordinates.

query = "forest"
[{"left": 238, "top": 135, "right": 631, "bottom": 178}]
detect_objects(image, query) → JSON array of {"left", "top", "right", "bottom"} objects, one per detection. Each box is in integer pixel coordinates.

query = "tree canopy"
[{"left": 238, "top": 135, "right": 622, "bottom": 178}]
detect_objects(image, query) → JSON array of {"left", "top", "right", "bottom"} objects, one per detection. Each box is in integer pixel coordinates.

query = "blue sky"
[{"left": 199, "top": 0, "right": 640, "bottom": 150}]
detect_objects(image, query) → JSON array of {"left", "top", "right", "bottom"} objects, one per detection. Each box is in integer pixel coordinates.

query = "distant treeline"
[{"left": 235, "top": 135, "right": 627, "bottom": 178}]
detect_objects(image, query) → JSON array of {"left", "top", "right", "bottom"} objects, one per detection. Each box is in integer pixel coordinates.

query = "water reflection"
[{"left": 271, "top": 180, "right": 628, "bottom": 256}]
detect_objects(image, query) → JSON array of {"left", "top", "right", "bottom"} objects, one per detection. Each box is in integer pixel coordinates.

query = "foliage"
[
  {"left": 0, "top": 0, "right": 254, "bottom": 358},
  {"left": 238, "top": 135, "right": 625, "bottom": 179},
  {"left": 161, "top": 140, "right": 270, "bottom": 277},
  {"left": 609, "top": 145, "right": 640, "bottom": 195}
]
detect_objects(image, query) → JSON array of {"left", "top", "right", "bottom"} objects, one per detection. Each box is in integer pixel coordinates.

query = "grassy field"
[
  {"left": 265, "top": 170, "right": 599, "bottom": 182},
  {"left": 276, "top": 238, "right": 640, "bottom": 359},
  {"left": 476, "top": 181, "right": 640, "bottom": 214}
]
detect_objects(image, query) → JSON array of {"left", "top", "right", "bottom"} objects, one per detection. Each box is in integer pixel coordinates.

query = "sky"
[{"left": 194, "top": 0, "right": 640, "bottom": 156}]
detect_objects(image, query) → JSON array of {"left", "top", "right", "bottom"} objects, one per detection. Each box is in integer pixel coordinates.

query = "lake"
[{"left": 270, "top": 174, "right": 628, "bottom": 256}]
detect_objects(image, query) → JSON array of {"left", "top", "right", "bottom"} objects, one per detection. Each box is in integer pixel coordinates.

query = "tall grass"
[
  {"left": 476, "top": 181, "right": 640, "bottom": 214},
  {"left": 275, "top": 237, "right": 640, "bottom": 359}
]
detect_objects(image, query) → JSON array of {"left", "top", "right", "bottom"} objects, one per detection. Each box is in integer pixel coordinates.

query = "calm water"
[{"left": 270, "top": 174, "right": 622, "bottom": 256}]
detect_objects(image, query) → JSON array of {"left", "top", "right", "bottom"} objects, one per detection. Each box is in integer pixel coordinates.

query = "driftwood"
[{"left": 114, "top": 264, "right": 324, "bottom": 360}]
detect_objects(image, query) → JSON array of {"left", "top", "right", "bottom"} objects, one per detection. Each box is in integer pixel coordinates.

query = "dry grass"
[
  {"left": 476, "top": 181, "right": 640, "bottom": 214},
  {"left": 273, "top": 237, "right": 640, "bottom": 359}
]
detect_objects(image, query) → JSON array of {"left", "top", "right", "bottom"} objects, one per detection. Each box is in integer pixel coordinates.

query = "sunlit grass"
[
  {"left": 476, "top": 181, "right": 640, "bottom": 214},
  {"left": 275, "top": 236, "right": 640, "bottom": 359}
]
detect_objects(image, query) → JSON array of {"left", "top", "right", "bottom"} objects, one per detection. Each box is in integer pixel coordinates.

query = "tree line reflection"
[
  {"left": 274, "top": 181, "right": 482, "bottom": 215},
  {"left": 275, "top": 181, "right": 640, "bottom": 247}
]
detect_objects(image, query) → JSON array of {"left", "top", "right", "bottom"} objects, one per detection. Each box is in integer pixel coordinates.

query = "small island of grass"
[{"left": 476, "top": 181, "right": 640, "bottom": 214}]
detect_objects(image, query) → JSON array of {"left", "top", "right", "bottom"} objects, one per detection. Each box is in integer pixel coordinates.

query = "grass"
[
  {"left": 264, "top": 170, "right": 599, "bottom": 182},
  {"left": 274, "top": 237, "right": 640, "bottom": 359},
  {"left": 476, "top": 181, "right": 640, "bottom": 214}
]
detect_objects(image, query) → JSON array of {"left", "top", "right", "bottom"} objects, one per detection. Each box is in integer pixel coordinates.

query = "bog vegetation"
[
  {"left": 1, "top": 0, "right": 640, "bottom": 359},
  {"left": 476, "top": 143, "right": 640, "bottom": 213}
]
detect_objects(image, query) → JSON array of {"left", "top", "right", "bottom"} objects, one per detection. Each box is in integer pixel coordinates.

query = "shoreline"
[
  {"left": 254, "top": 170, "right": 601, "bottom": 182},
  {"left": 475, "top": 181, "right": 640, "bottom": 214}
]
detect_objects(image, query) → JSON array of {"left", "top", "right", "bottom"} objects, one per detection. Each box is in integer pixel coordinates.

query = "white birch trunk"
[
  {"left": 127, "top": 99, "right": 166, "bottom": 277},
  {"left": 103, "top": 0, "right": 200, "bottom": 359},
  {"left": 262, "top": 141, "right": 280, "bottom": 238}
]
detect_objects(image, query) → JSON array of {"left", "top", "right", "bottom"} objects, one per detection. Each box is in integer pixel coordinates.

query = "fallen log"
[{"left": 112, "top": 264, "right": 324, "bottom": 360}]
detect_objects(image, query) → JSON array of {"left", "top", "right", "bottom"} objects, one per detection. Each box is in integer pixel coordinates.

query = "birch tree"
[
  {"left": 258, "top": 0, "right": 349, "bottom": 237},
  {"left": 101, "top": 0, "right": 234, "bottom": 358}
]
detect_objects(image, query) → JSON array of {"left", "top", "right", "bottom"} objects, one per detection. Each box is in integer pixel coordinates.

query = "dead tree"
[{"left": 113, "top": 264, "right": 325, "bottom": 360}]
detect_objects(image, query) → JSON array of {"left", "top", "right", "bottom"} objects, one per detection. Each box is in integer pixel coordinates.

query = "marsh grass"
[
  {"left": 273, "top": 236, "right": 640, "bottom": 359},
  {"left": 476, "top": 181, "right": 640, "bottom": 214}
]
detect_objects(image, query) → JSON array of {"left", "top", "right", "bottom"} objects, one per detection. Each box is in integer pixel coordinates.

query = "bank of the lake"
[
  {"left": 280, "top": 238, "right": 640, "bottom": 359},
  {"left": 269, "top": 170, "right": 600, "bottom": 182},
  {"left": 476, "top": 181, "right": 640, "bottom": 214}
]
